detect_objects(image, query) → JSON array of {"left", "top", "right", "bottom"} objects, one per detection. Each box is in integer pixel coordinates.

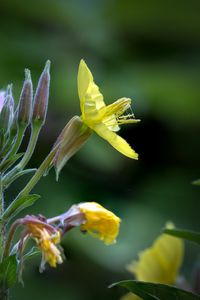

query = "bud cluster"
[{"left": 0, "top": 61, "right": 51, "bottom": 184}]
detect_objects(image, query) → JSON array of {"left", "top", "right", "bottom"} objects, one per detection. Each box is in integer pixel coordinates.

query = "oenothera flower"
[
  {"left": 9, "top": 215, "right": 63, "bottom": 272},
  {"left": 50, "top": 202, "right": 121, "bottom": 245},
  {"left": 78, "top": 60, "right": 140, "bottom": 159},
  {"left": 78, "top": 202, "right": 121, "bottom": 245},
  {"left": 5, "top": 203, "right": 120, "bottom": 280},
  {"left": 53, "top": 60, "right": 140, "bottom": 178},
  {"left": 121, "top": 223, "right": 184, "bottom": 300}
]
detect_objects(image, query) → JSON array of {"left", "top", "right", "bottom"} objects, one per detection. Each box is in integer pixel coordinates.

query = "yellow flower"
[
  {"left": 78, "top": 202, "right": 121, "bottom": 245},
  {"left": 27, "top": 223, "right": 63, "bottom": 271},
  {"left": 127, "top": 223, "right": 184, "bottom": 284},
  {"left": 121, "top": 223, "right": 184, "bottom": 300},
  {"left": 78, "top": 60, "right": 140, "bottom": 159}
]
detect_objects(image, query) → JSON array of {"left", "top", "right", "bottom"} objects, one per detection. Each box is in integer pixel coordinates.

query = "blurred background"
[{"left": 1, "top": 0, "right": 200, "bottom": 299}]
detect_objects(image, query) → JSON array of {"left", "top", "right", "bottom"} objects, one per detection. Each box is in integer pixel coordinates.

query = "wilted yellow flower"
[
  {"left": 78, "top": 202, "right": 121, "bottom": 245},
  {"left": 121, "top": 223, "right": 184, "bottom": 300},
  {"left": 27, "top": 222, "right": 63, "bottom": 271},
  {"left": 78, "top": 60, "right": 140, "bottom": 159}
]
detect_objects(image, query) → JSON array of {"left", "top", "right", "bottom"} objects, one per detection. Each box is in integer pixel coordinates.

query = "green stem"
[
  {"left": 0, "top": 177, "right": 9, "bottom": 299},
  {"left": 17, "top": 143, "right": 59, "bottom": 199},
  {"left": 0, "top": 175, "right": 5, "bottom": 261},
  {"left": 0, "top": 125, "right": 26, "bottom": 172},
  {"left": 2, "top": 124, "right": 41, "bottom": 189},
  {"left": 2, "top": 220, "right": 21, "bottom": 258},
  {"left": 5, "top": 125, "right": 25, "bottom": 161}
]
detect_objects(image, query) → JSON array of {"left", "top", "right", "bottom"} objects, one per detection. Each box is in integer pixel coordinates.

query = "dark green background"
[{"left": 0, "top": 0, "right": 200, "bottom": 299}]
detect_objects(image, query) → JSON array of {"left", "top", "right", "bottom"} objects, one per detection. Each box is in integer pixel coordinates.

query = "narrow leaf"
[
  {"left": 3, "top": 194, "right": 41, "bottom": 220},
  {"left": 0, "top": 255, "right": 17, "bottom": 289},
  {"left": 164, "top": 228, "right": 200, "bottom": 245},
  {"left": 110, "top": 280, "right": 200, "bottom": 300}
]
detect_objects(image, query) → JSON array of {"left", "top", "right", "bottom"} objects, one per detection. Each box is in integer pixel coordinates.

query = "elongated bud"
[
  {"left": 0, "top": 85, "right": 14, "bottom": 133},
  {"left": 17, "top": 69, "right": 33, "bottom": 127},
  {"left": 32, "top": 60, "right": 50, "bottom": 125},
  {"left": 53, "top": 116, "right": 92, "bottom": 180}
]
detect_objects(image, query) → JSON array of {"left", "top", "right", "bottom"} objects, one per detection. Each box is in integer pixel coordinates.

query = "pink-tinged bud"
[
  {"left": 53, "top": 116, "right": 92, "bottom": 180},
  {"left": 17, "top": 69, "right": 33, "bottom": 126},
  {"left": 32, "top": 60, "right": 50, "bottom": 125},
  {"left": 0, "top": 90, "right": 5, "bottom": 113}
]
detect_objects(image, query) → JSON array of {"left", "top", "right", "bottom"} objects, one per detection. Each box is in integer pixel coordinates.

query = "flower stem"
[
  {"left": 0, "top": 176, "right": 9, "bottom": 300},
  {"left": 2, "top": 124, "right": 41, "bottom": 189},
  {"left": 0, "top": 175, "right": 5, "bottom": 260},
  {"left": 16, "top": 142, "right": 59, "bottom": 199}
]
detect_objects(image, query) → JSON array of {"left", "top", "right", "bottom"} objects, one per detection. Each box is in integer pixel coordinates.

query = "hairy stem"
[{"left": 0, "top": 175, "right": 5, "bottom": 260}]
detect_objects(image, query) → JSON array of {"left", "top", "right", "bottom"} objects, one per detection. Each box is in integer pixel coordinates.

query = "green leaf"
[
  {"left": 0, "top": 255, "right": 17, "bottom": 289},
  {"left": 192, "top": 179, "right": 200, "bottom": 186},
  {"left": 3, "top": 194, "right": 41, "bottom": 220},
  {"left": 110, "top": 280, "right": 200, "bottom": 300},
  {"left": 164, "top": 228, "right": 200, "bottom": 245}
]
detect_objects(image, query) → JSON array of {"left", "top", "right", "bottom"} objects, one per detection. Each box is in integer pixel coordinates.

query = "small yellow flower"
[
  {"left": 78, "top": 202, "right": 121, "bottom": 245},
  {"left": 78, "top": 60, "right": 140, "bottom": 159},
  {"left": 27, "top": 223, "right": 63, "bottom": 271},
  {"left": 121, "top": 223, "right": 184, "bottom": 300}
]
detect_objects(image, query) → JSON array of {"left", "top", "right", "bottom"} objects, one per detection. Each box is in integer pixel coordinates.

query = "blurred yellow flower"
[
  {"left": 78, "top": 202, "right": 121, "bottom": 245},
  {"left": 121, "top": 223, "right": 184, "bottom": 300},
  {"left": 78, "top": 59, "right": 140, "bottom": 159},
  {"left": 27, "top": 223, "right": 63, "bottom": 271}
]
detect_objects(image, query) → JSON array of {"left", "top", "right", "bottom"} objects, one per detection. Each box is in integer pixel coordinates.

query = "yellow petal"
[
  {"left": 78, "top": 202, "right": 121, "bottom": 245},
  {"left": 77, "top": 59, "right": 105, "bottom": 120},
  {"left": 93, "top": 123, "right": 138, "bottom": 159},
  {"left": 127, "top": 223, "right": 184, "bottom": 284}
]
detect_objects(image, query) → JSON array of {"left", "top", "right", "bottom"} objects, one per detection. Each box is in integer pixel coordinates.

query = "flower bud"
[
  {"left": 0, "top": 90, "right": 5, "bottom": 113},
  {"left": 0, "top": 85, "right": 14, "bottom": 134},
  {"left": 32, "top": 60, "right": 50, "bottom": 126},
  {"left": 17, "top": 69, "right": 33, "bottom": 127},
  {"left": 53, "top": 116, "right": 92, "bottom": 180}
]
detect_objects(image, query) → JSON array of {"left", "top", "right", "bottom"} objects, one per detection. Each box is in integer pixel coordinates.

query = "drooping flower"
[
  {"left": 78, "top": 202, "right": 121, "bottom": 245},
  {"left": 78, "top": 59, "right": 140, "bottom": 159},
  {"left": 18, "top": 216, "right": 63, "bottom": 272},
  {"left": 121, "top": 223, "right": 184, "bottom": 300}
]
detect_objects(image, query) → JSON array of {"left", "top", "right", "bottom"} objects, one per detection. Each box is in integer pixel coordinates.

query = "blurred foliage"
[{"left": 0, "top": 0, "right": 200, "bottom": 299}]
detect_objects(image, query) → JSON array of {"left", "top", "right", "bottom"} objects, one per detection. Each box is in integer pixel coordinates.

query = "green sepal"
[
  {"left": 3, "top": 194, "right": 41, "bottom": 221},
  {"left": 0, "top": 255, "right": 17, "bottom": 289},
  {"left": 110, "top": 280, "right": 200, "bottom": 300},
  {"left": 164, "top": 228, "right": 200, "bottom": 245}
]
